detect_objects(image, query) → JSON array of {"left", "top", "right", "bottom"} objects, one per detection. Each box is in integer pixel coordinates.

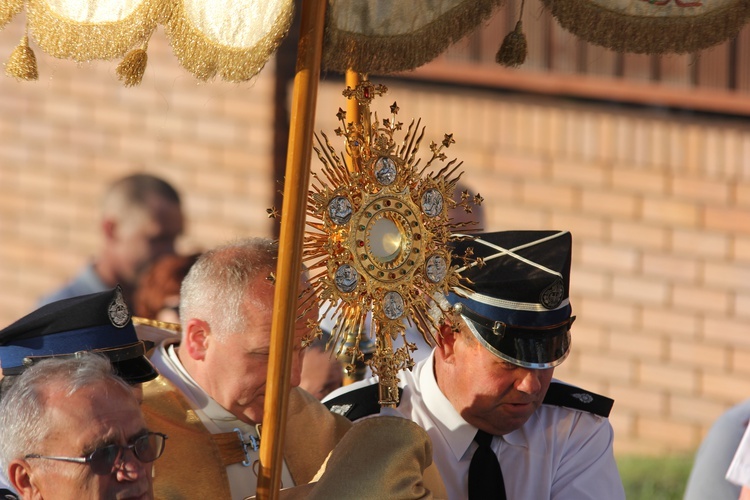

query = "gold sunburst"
[{"left": 303, "top": 80, "right": 480, "bottom": 407}]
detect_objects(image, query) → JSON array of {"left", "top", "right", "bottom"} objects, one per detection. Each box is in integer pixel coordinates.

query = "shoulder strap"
[
  {"left": 324, "top": 384, "right": 403, "bottom": 421},
  {"left": 542, "top": 381, "right": 614, "bottom": 417},
  {"left": 325, "top": 381, "right": 614, "bottom": 420}
]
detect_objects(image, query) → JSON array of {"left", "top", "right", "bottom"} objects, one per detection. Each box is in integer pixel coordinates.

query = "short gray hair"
[
  {"left": 179, "top": 238, "right": 278, "bottom": 340},
  {"left": 0, "top": 354, "right": 132, "bottom": 473}
]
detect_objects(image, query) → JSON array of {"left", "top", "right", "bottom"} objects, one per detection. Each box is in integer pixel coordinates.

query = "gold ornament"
[
  {"left": 303, "top": 80, "right": 480, "bottom": 407},
  {"left": 132, "top": 316, "right": 181, "bottom": 332},
  {"left": 6, "top": 34, "right": 38, "bottom": 81},
  {"left": 117, "top": 47, "right": 148, "bottom": 87}
]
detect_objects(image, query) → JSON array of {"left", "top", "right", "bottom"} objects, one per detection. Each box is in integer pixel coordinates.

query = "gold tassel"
[
  {"left": 117, "top": 47, "right": 148, "bottom": 87},
  {"left": 496, "top": 20, "right": 527, "bottom": 68},
  {"left": 6, "top": 35, "right": 38, "bottom": 81}
]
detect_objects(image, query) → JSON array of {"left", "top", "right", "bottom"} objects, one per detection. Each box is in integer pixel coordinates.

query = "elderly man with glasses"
[
  {"left": 0, "top": 353, "right": 167, "bottom": 500},
  {"left": 0, "top": 286, "right": 163, "bottom": 499}
]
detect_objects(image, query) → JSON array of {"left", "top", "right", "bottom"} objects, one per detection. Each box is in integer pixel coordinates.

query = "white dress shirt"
[
  {"left": 326, "top": 349, "right": 625, "bottom": 500},
  {"left": 151, "top": 340, "right": 294, "bottom": 500}
]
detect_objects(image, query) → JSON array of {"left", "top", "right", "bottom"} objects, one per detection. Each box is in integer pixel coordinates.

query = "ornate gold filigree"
[
  {"left": 132, "top": 316, "right": 181, "bottom": 332},
  {"left": 303, "top": 80, "right": 480, "bottom": 407}
]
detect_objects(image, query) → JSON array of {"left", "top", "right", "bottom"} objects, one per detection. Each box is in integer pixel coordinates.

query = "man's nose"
[
  {"left": 115, "top": 448, "right": 147, "bottom": 482},
  {"left": 515, "top": 369, "right": 542, "bottom": 395}
]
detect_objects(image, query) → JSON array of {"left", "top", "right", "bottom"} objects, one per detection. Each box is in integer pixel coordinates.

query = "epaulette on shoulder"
[
  {"left": 542, "top": 382, "right": 614, "bottom": 417},
  {"left": 324, "top": 384, "right": 403, "bottom": 421}
]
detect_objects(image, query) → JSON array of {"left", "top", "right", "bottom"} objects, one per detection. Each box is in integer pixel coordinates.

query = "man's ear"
[
  {"left": 102, "top": 218, "right": 117, "bottom": 242},
  {"left": 182, "top": 318, "right": 211, "bottom": 361},
  {"left": 435, "top": 323, "right": 458, "bottom": 362},
  {"left": 9, "top": 459, "right": 39, "bottom": 499}
]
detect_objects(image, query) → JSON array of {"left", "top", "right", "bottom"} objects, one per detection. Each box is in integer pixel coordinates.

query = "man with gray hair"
[
  {"left": 142, "top": 237, "right": 444, "bottom": 498},
  {"left": 0, "top": 353, "right": 166, "bottom": 500}
]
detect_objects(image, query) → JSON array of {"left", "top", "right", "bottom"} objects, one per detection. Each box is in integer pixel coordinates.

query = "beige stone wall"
[
  {"left": 2, "top": 16, "right": 750, "bottom": 456},
  {"left": 317, "top": 79, "right": 750, "bottom": 455}
]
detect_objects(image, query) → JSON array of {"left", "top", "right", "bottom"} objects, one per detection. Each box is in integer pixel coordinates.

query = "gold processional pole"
[
  {"left": 345, "top": 70, "right": 361, "bottom": 137},
  {"left": 257, "top": 0, "right": 326, "bottom": 498}
]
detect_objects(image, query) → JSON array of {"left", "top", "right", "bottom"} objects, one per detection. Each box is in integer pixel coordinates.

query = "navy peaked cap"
[
  {"left": 448, "top": 230, "right": 574, "bottom": 369},
  {"left": 0, "top": 286, "right": 157, "bottom": 384}
]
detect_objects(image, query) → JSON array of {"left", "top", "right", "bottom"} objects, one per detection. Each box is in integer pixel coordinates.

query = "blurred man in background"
[
  {"left": 683, "top": 399, "right": 750, "bottom": 500},
  {"left": 39, "top": 173, "right": 184, "bottom": 307}
]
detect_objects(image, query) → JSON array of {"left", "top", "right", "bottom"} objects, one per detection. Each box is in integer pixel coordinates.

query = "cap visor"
[{"left": 112, "top": 356, "right": 158, "bottom": 385}]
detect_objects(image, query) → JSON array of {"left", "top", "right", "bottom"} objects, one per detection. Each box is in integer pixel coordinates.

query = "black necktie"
[{"left": 468, "top": 430, "right": 507, "bottom": 500}]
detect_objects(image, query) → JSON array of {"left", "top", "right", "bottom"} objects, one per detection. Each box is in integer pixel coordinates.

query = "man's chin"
[{"left": 237, "top": 407, "right": 263, "bottom": 426}]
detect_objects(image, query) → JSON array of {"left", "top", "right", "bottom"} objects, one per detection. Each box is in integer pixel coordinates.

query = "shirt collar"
[{"left": 416, "top": 350, "right": 478, "bottom": 461}]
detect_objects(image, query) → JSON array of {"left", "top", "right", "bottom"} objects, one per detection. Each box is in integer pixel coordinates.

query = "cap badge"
[
  {"left": 540, "top": 278, "right": 564, "bottom": 309},
  {"left": 108, "top": 288, "right": 130, "bottom": 328}
]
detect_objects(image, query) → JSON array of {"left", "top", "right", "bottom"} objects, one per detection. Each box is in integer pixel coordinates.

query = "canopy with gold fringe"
[
  {"left": 3, "top": 0, "right": 295, "bottom": 84},
  {"left": 1, "top": 0, "right": 510, "bottom": 85},
  {"left": 322, "top": 0, "right": 505, "bottom": 74},
  {"left": 5, "top": 0, "right": 750, "bottom": 85},
  {"left": 0, "top": 0, "right": 516, "bottom": 86},
  {"left": 541, "top": 0, "right": 750, "bottom": 54}
]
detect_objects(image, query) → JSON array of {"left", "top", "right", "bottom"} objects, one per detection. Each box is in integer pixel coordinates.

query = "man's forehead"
[
  {"left": 44, "top": 382, "right": 142, "bottom": 437},
  {"left": 45, "top": 379, "right": 134, "bottom": 407}
]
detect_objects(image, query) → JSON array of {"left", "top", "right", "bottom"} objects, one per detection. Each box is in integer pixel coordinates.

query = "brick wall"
[{"left": 2, "top": 16, "right": 750, "bottom": 456}]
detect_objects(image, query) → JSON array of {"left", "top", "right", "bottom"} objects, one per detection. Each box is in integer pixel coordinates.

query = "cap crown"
[
  {"left": 448, "top": 230, "right": 573, "bottom": 368},
  {"left": 0, "top": 287, "right": 156, "bottom": 383}
]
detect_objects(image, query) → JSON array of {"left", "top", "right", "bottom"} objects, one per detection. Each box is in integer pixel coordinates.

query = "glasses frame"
[{"left": 25, "top": 432, "right": 167, "bottom": 475}]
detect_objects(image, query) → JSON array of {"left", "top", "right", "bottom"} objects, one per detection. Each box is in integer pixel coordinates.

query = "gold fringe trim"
[
  {"left": 117, "top": 47, "right": 148, "bottom": 86},
  {"left": 164, "top": 0, "right": 294, "bottom": 82},
  {"left": 6, "top": 34, "right": 38, "bottom": 80},
  {"left": 132, "top": 316, "right": 181, "bottom": 333},
  {"left": 323, "top": 0, "right": 504, "bottom": 75},
  {"left": 0, "top": 0, "right": 23, "bottom": 30},
  {"left": 541, "top": 0, "right": 750, "bottom": 55},
  {"left": 26, "top": 0, "right": 166, "bottom": 61}
]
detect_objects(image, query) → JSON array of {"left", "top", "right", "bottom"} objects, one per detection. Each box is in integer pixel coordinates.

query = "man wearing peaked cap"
[
  {"left": 0, "top": 286, "right": 158, "bottom": 393},
  {"left": 0, "top": 286, "right": 159, "bottom": 498},
  {"left": 325, "top": 230, "right": 626, "bottom": 499}
]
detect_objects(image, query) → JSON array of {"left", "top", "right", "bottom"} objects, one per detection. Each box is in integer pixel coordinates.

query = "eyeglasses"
[{"left": 25, "top": 432, "right": 167, "bottom": 475}]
